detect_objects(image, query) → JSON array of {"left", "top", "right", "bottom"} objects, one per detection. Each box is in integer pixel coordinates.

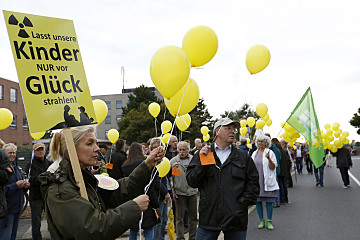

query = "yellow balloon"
[
  {"left": 240, "top": 127, "right": 247, "bottom": 136},
  {"left": 281, "top": 122, "right": 286, "bottom": 128},
  {"left": 0, "top": 108, "right": 13, "bottom": 130},
  {"left": 107, "top": 129, "right": 119, "bottom": 143},
  {"left": 150, "top": 46, "right": 190, "bottom": 99},
  {"left": 262, "top": 114, "right": 269, "bottom": 122},
  {"left": 293, "top": 146, "right": 297, "bottom": 150},
  {"left": 265, "top": 119, "right": 272, "bottom": 126},
  {"left": 30, "top": 131, "right": 46, "bottom": 140},
  {"left": 182, "top": 26, "right": 218, "bottom": 67},
  {"left": 256, "top": 103, "right": 268, "bottom": 118},
  {"left": 203, "top": 134, "right": 210, "bottom": 142},
  {"left": 288, "top": 142, "right": 294, "bottom": 147},
  {"left": 156, "top": 157, "right": 171, "bottom": 177},
  {"left": 334, "top": 130, "right": 341, "bottom": 138},
  {"left": 247, "top": 117, "right": 255, "bottom": 127},
  {"left": 148, "top": 102, "right": 160, "bottom": 118},
  {"left": 256, "top": 120, "right": 265, "bottom": 129},
  {"left": 334, "top": 140, "right": 342, "bottom": 149},
  {"left": 326, "top": 129, "right": 333, "bottom": 137},
  {"left": 246, "top": 44, "right": 271, "bottom": 74},
  {"left": 332, "top": 122, "right": 340, "bottom": 131},
  {"left": 201, "top": 126, "right": 209, "bottom": 136},
  {"left": 324, "top": 123, "right": 331, "bottom": 130},
  {"left": 247, "top": 143, "right": 252, "bottom": 149},
  {"left": 164, "top": 78, "right": 199, "bottom": 116},
  {"left": 339, "top": 136, "right": 346, "bottom": 144},
  {"left": 246, "top": 138, "right": 250, "bottom": 144},
  {"left": 240, "top": 120, "right": 247, "bottom": 128},
  {"left": 328, "top": 135, "right": 334, "bottom": 142},
  {"left": 331, "top": 145, "right": 338, "bottom": 153},
  {"left": 175, "top": 114, "right": 191, "bottom": 132},
  {"left": 162, "top": 133, "right": 171, "bottom": 144},
  {"left": 342, "top": 131, "right": 349, "bottom": 137},
  {"left": 93, "top": 99, "right": 108, "bottom": 125},
  {"left": 344, "top": 138, "right": 349, "bottom": 145},
  {"left": 161, "top": 120, "right": 172, "bottom": 134}
]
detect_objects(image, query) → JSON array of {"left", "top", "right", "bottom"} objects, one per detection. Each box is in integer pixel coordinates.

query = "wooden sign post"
[{"left": 64, "top": 128, "right": 88, "bottom": 200}]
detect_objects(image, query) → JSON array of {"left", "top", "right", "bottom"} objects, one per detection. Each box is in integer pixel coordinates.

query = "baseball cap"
[
  {"left": 213, "top": 118, "right": 240, "bottom": 132},
  {"left": 98, "top": 144, "right": 108, "bottom": 150},
  {"left": 33, "top": 142, "right": 45, "bottom": 151}
]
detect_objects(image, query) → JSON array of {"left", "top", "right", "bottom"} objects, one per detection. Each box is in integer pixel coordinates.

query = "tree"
[
  {"left": 219, "top": 103, "right": 259, "bottom": 140},
  {"left": 122, "top": 84, "right": 160, "bottom": 115},
  {"left": 350, "top": 108, "right": 360, "bottom": 134}
]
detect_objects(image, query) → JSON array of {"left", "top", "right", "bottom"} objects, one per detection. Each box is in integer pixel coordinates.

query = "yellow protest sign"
[{"left": 3, "top": 11, "right": 96, "bottom": 133}]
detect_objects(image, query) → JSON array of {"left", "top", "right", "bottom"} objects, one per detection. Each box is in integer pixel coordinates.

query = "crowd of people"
[{"left": 0, "top": 117, "right": 356, "bottom": 240}]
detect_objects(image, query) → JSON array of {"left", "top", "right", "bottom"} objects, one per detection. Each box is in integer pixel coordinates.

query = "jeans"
[
  {"left": 274, "top": 177, "right": 280, "bottom": 205},
  {"left": 0, "top": 212, "right": 21, "bottom": 240},
  {"left": 339, "top": 167, "right": 350, "bottom": 186},
  {"left": 30, "top": 199, "right": 44, "bottom": 240},
  {"left": 153, "top": 200, "right": 168, "bottom": 240},
  {"left": 129, "top": 227, "right": 154, "bottom": 240},
  {"left": 175, "top": 194, "right": 198, "bottom": 240},
  {"left": 256, "top": 202, "right": 273, "bottom": 220},
  {"left": 314, "top": 164, "right": 325, "bottom": 186},
  {"left": 195, "top": 226, "right": 247, "bottom": 240},
  {"left": 278, "top": 176, "right": 288, "bottom": 203},
  {"left": 296, "top": 157, "right": 303, "bottom": 174}
]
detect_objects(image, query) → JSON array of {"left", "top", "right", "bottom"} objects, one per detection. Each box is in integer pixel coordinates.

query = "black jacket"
[
  {"left": 279, "top": 148, "right": 290, "bottom": 177},
  {"left": 108, "top": 151, "right": 126, "bottom": 180},
  {"left": 25, "top": 156, "right": 52, "bottom": 201},
  {"left": 333, "top": 147, "right": 352, "bottom": 168},
  {"left": 122, "top": 159, "right": 160, "bottom": 229},
  {"left": 187, "top": 144, "right": 259, "bottom": 231}
]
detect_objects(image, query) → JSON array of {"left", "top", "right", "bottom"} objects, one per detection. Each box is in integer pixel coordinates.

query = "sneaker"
[
  {"left": 316, "top": 182, "right": 320, "bottom": 186},
  {"left": 258, "top": 219, "right": 265, "bottom": 229},
  {"left": 343, "top": 185, "right": 349, "bottom": 189},
  {"left": 267, "top": 220, "right": 274, "bottom": 230}
]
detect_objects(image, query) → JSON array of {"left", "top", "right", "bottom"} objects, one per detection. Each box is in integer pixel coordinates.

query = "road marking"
[{"left": 349, "top": 171, "right": 360, "bottom": 187}]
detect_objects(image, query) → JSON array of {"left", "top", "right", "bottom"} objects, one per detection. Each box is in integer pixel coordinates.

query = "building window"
[
  {"left": 105, "top": 116, "right": 111, "bottom": 124},
  {"left": 105, "top": 101, "right": 111, "bottom": 110},
  {"left": 105, "top": 130, "right": 109, "bottom": 138},
  {"left": 10, "top": 88, "right": 17, "bottom": 102},
  {"left": 23, "top": 117, "right": 29, "bottom": 130},
  {"left": 10, "top": 115, "right": 17, "bottom": 129},
  {"left": 116, "top": 115, "right": 121, "bottom": 123},
  {"left": 116, "top": 100, "right": 122, "bottom": 109},
  {"left": 0, "top": 85, "right": 3, "bottom": 99}
]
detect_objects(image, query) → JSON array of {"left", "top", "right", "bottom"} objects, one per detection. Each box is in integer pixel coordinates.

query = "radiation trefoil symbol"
[{"left": 8, "top": 14, "right": 33, "bottom": 38}]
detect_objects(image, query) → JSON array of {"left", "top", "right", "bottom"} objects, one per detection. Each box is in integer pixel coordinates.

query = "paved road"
[{"left": 17, "top": 156, "right": 360, "bottom": 240}]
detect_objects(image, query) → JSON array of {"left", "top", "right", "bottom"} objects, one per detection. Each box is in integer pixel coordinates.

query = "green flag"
[{"left": 287, "top": 87, "right": 325, "bottom": 168}]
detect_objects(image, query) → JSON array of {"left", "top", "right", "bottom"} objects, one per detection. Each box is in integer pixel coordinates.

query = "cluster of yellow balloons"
[
  {"left": 175, "top": 114, "right": 191, "bottom": 132},
  {"left": 0, "top": 108, "right": 13, "bottom": 130},
  {"left": 246, "top": 45, "right": 271, "bottom": 75},
  {"left": 280, "top": 122, "right": 301, "bottom": 147},
  {"left": 107, "top": 129, "right": 119, "bottom": 144},
  {"left": 256, "top": 103, "right": 272, "bottom": 128},
  {"left": 238, "top": 117, "right": 256, "bottom": 136},
  {"left": 201, "top": 126, "right": 210, "bottom": 142},
  {"left": 150, "top": 26, "right": 218, "bottom": 118},
  {"left": 244, "top": 138, "right": 252, "bottom": 150},
  {"left": 321, "top": 122, "right": 349, "bottom": 153}
]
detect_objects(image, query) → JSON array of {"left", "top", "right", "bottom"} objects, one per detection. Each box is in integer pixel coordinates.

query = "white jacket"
[{"left": 252, "top": 148, "right": 279, "bottom": 192}]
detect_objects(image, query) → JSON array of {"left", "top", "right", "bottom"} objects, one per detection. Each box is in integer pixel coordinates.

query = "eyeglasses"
[{"left": 222, "top": 126, "right": 238, "bottom": 133}]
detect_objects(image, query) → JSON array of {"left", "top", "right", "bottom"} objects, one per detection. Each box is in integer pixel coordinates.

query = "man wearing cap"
[
  {"left": 25, "top": 143, "right": 52, "bottom": 240},
  {"left": 187, "top": 118, "right": 259, "bottom": 240},
  {"left": 92, "top": 144, "right": 108, "bottom": 175}
]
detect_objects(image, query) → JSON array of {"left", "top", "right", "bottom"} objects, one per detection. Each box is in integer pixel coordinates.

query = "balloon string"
[
  {"left": 108, "top": 144, "right": 113, "bottom": 164},
  {"left": 155, "top": 118, "right": 158, "bottom": 137},
  {"left": 212, "top": 75, "right": 252, "bottom": 143}
]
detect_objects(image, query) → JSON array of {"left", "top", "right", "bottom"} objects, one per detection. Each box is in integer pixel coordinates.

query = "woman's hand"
[
  {"left": 145, "top": 146, "right": 164, "bottom": 169},
  {"left": 133, "top": 194, "right": 150, "bottom": 212},
  {"left": 266, "top": 151, "right": 276, "bottom": 170}
]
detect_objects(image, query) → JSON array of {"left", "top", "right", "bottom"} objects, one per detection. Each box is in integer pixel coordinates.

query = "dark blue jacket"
[
  {"left": 5, "top": 158, "right": 26, "bottom": 214},
  {"left": 269, "top": 143, "right": 281, "bottom": 175}
]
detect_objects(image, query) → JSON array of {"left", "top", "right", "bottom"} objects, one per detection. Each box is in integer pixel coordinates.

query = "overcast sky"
[{"left": 1, "top": 0, "right": 360, "bottom": 142}]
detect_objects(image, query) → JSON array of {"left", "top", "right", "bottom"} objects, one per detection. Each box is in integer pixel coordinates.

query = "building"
[
  {"left": 0, "top": 77, "right": 33, "bottom": 145},
  {"left": 92, "top": 87, "right": 162, "bottom": 142}
]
